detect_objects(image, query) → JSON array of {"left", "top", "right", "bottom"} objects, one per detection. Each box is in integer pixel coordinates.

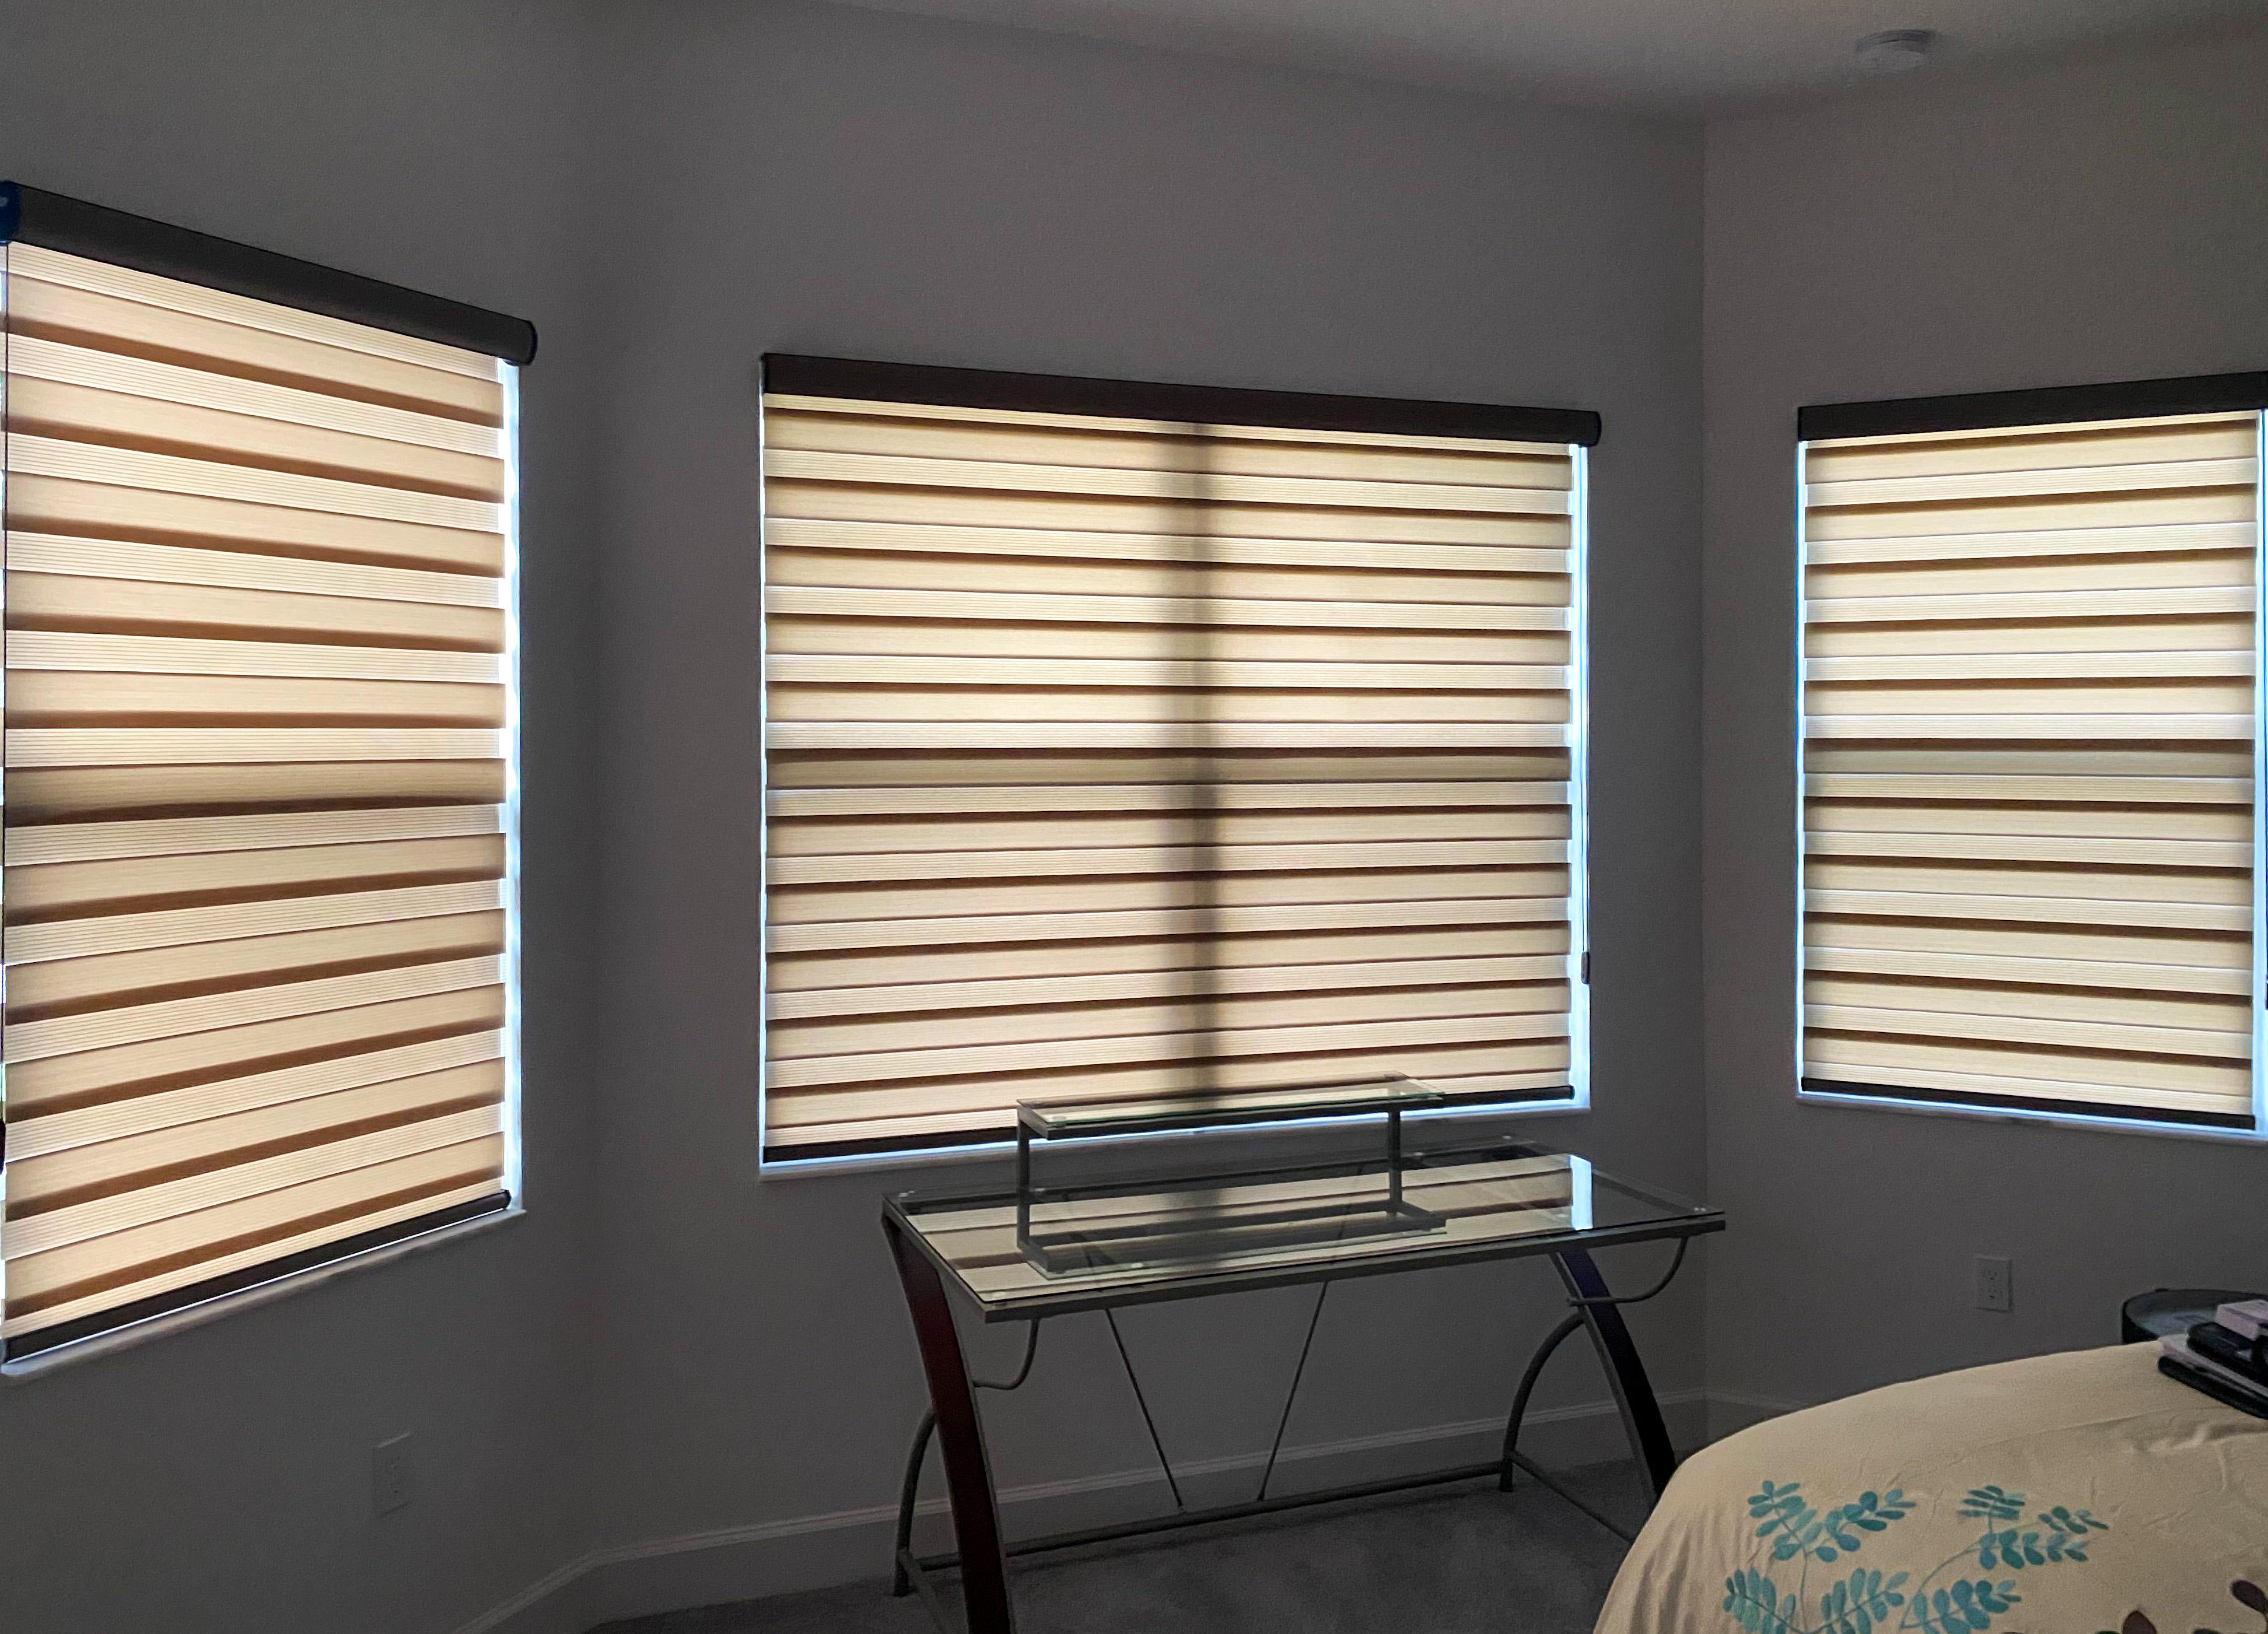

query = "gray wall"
[
  {"left": 13, "top": 0, "right": 2268, "bottom": 1626},
  {"left": 0, "top": 2, "right": 604, "bottom": 1632},
  {"left": 586, "top": 0, "right": 1704, "bottom": 1611},
  {"left": 1700, "top": 28, "right": 2268, "bottom": 1420},
  {"left": 0, "top": 0, "right": 1703, "bottom": 1626}
]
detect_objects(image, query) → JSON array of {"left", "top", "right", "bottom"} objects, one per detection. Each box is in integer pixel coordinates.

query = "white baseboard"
[
  {"left": 457, "top": 1388, "right": 1714, "bottom": 1634},
  {"left": 1704, "top": 1387, "right": 1805, "bottom": 1443}
]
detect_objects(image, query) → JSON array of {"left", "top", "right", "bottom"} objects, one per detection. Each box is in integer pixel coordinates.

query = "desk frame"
[{"left": 881, "top": 1177, "right": 1721, "bottom": 1634}]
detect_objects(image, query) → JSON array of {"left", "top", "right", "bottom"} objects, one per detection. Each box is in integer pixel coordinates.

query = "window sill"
[
  {"left": 1796, "top": 1084, "right": 2266, "bottom": 1146},
  {"left": 1, "top": 1203, "right": 526, "bottom": 1383}
]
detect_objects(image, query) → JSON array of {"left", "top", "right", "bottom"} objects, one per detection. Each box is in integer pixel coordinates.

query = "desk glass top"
[{"left": 888, "top": 1139, "right": 1721, "bottom": 1321}]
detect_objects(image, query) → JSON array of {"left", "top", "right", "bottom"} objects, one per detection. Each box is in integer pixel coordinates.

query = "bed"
[{"left": 1595, "top": 1343, "right": 2268, "bottom": 1634}]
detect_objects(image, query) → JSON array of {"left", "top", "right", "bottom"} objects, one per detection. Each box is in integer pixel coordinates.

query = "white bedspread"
[{"left": 1596, "top": 1343, "right": 2268, "bottom": 1634}]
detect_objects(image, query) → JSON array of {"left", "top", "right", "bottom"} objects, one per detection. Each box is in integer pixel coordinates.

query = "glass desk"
[{"left": 881, "top": 1137, "right": 1723, "bottom": 1633}]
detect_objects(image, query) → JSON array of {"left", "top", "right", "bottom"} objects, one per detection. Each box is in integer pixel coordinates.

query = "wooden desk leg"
[
  {"left": 884, "top": 1215, "right": 1017, "bottom": 1633},
  {"left": 1553, "top": 1247, "right": 1679, "bottom": 1500}
]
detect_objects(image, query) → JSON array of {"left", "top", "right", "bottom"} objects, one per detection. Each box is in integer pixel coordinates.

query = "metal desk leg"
[
  {"left": 890, "top": 1408, "right": 936, "bottom": 1597},
  {"left": 1554, "top": 1247, "right": 1678, "bottom": 1499},
  {"left": 1497, "top": 1310, "right": 1584, "bottom": 1492},
  {"left": 883, "top": 1215, "right": 1017, "bottom": 1634}
]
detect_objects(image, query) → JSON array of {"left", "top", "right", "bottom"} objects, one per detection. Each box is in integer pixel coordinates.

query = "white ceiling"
[{"left": 828, "top": 0, "right": 2267, "bottom": 110}]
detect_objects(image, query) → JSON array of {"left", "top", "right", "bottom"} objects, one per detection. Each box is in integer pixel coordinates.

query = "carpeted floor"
[{"left": 593, "top": 1462, "right": 1644, "bottom": 1634}]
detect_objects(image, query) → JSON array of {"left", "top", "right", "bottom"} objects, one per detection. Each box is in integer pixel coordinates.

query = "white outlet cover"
[{"left": 372, "top": 1434, "right": 414, "bottom": 1516}]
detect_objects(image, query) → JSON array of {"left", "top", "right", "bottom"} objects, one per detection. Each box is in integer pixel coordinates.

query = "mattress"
[{"left": 1595, "top": 1342, "right": 2268, "bottom": 1634}]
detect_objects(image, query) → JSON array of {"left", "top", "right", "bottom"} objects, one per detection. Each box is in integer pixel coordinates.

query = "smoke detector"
[{"left": 1855, "top": 29, "right": 1936, "bottom": 73}]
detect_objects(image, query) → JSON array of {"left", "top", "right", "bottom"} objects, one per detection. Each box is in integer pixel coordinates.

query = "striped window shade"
[
  {"left": 760, "top": 356, "right": 1597, "bottom": 1162},
  {"left": 1799, "top": 376, "right": 2268, "bottom": 1135},
  {"left": 0, "top": 185, "right": 536, "bottom": 1361}
]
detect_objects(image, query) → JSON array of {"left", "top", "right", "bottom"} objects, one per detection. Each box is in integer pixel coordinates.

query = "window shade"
[
  {"left": 1, "top": 233, "right": 523, "bottom": 1359},
  {"left": 760, "top": 360, "right": 1589, "bottom": 1161},
  {"left": 1800, "top": 406, "right": 2264, "bottom": 1131}
]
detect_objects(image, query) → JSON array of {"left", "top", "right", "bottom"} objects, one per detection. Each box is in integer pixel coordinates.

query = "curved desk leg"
[
  {"left": 1553, "top": 1247, "right": 1678, "bottom": 1500},
  {"left": 1497, "top": 1310, "right": 1586, "bottom": 1492},
  {"left": 883, "top": 1215, "right": 1017, "bottom": 1634},
  {"left": 890, "top": 1408, "right": 936, "bottom": 1596}
]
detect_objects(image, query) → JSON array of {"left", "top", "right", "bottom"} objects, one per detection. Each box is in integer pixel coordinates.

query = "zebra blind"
[
  {"left": 1, "top": 241, "right": 519, "bottom": 1358},
  {"left": 761, "top": 366, "right": 1589, "bottom": 1160},
  {"left": 1800, "top": 406, "right": 2264, "bottom": 1131}
]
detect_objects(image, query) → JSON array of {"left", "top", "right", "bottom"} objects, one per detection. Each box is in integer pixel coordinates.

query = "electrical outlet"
[
  {"left": 372, "top": 1434, "right": 414, "bottom": 1516},
  {"left": 1974, "top": 1255, "right": 2014, "bottom": 1313}
]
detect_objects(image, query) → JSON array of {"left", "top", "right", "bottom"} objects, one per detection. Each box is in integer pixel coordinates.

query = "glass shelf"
[
  {"left": 1012, "top": 1074, "right": 1451, "bottom": 1277},
  {"left": 1016, "top": 1073, "right": 1446, "bottom": 1139}
]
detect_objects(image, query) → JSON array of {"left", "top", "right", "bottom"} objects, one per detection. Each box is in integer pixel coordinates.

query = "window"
[
  {"left": 0, "top": 185, "right": 536, "bottom": 1361},
  {"left": 1798, "top": 373, "right": 2268, "bottom": 1135},
  {"left": 759, "top": 356, "right": 1595, "bottom": 1162}
]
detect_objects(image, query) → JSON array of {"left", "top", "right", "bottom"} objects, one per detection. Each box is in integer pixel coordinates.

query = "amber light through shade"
[
  {"left": 760, "top": 387, "right": 1584, "bottom": 1160},
  {"left": 0, "top": 243, "right": 515, "bottom": 1354},
  {"left": 1800, "top": 409, "right": 2264, "bottom": 1130}
]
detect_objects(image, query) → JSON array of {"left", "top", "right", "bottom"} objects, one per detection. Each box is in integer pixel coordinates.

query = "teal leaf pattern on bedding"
[
  {"left": 1976, "top": 1503, "right": 2106, "bottom": 1569},
  {"left": 1724, "top": 1568, "right": 1800, "bottom": 1633},
  {"left": 1910, "top": 1580, "right": 2020, "bottom": 1634},
  {"left": 1721, "top": 1479, "right": 2108, "bottom": 1634},
  {"left": 1749, "top": 1482, "right": 1915, "bottom": 1563},
  {"left": 1818, "top": 1568, "right": 1908, "bottom": 1634},
  {"left": 1956, "top": 1488, "right": 2025, "bottom": 1524}
]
